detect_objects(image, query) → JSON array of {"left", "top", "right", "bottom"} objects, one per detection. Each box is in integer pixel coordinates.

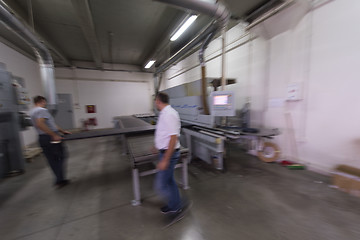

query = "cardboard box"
[
  {"left": 350, "top": 179, "right": 360, "bottom": 197},
  {"left": 332, "top": 171, "right": 360, "bottom": 197}
]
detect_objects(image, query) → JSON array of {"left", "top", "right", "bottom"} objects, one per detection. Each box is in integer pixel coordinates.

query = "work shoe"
[
  {"left": 55, "top": 179, "right": 71, "bottom": 189},
  {"left": 160, "top": 206, "right": 182, "bottom": 214}
]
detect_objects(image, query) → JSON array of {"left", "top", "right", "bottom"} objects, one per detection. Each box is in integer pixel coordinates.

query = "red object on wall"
[
  {"left": 88, "top": 118, "right": 97, "bottom": 126},
  {"left": 86, "top": 105, "right": 96, "bottom": 113}
]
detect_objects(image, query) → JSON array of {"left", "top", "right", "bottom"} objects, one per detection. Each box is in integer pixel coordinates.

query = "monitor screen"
[{"left": 213, "top": 95, "right": 229, "bottom": 105}]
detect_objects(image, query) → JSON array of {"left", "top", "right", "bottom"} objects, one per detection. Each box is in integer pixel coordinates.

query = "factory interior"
[{"left": 1, "top": 0, "right": 360, "bottom": 239}]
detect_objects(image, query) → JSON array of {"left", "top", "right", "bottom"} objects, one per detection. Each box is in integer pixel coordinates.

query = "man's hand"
[
  {"left": 157, "top": 159, "right": 169, "bottom": 170},
  {"left": 150, "top": 146, "right": 158, "bottom": 154},
  {"left": 51, "top": 134, "right": 63, "bottom": 141},
  {"left": 57, "top": 124, "right": 71, "bottom": 135}
]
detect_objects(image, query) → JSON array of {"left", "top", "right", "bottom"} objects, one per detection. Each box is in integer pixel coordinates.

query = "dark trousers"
[{"left": 39, "top": 135, "right": 67, "bottom": 184}]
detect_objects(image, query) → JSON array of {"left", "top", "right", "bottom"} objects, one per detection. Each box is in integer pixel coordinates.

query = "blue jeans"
[{"left": 154, "top": 150, "right": 181, "bottom": 211}]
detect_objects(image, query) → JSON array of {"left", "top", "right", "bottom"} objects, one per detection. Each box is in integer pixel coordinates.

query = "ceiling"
[{"left": 0, "top": 0, "right": 283, "bottom": 71}]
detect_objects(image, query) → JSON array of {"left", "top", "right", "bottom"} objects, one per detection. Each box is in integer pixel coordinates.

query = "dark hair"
[
  {"left": 156, "top": 92, "right": 169, "bottom": 104},
  {"left": 33, "top": 95, "right": 47, "bottom": 104}
]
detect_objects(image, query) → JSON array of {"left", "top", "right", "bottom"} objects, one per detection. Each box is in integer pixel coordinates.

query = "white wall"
[
  {"left": 55, "top": 68, "right": 154, "bottom": 129},
  {"left": 302, "top": 0, "right": 360, "bottom": 170},
  {"left": 0, "top": 42, "right": 42, "bottom": 147},
  {"left": 162, "top": 0, "right": 360, "bottom": 172},
  {"left": 265, "top": 0, "right": 360, "bottom": 171}
]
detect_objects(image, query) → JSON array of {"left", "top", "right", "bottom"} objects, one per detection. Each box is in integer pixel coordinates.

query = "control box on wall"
[{"left": 287, "top": 82, "right": 303, "bottom": 101}]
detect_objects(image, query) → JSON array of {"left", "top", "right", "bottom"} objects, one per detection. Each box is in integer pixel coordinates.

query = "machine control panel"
[
  {"left": 12, "top": 77, "right": 31, "bottom": 110},
  {"left": 16, "top": 86, "right": 31, "bottom": 105},
  {"left": 210, "top": 91, "right": 235, "bottom": 116},
  {"left": 0, "top": 71, "right": 13, "bottom": 113}
]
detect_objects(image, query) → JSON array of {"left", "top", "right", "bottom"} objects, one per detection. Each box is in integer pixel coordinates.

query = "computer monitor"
[
  {"left": 210, "top": 91, "right": 235, "bottom": 116},
  {"left": 213, "top": 95, "right": 230, "bottom": 105}
]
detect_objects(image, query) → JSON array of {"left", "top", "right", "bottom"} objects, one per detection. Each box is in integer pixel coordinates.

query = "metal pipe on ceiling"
[
  {"left": 155, "top": 22, "right": 216, "bottom": 74},
  {"left": 0, "top": 0, "right": 57, "bottom": 112},
  {"left": 154, "top": 0, "right": 230, "bottom": 74},
  {"left": 243, "top": 0, "right": 280, "bottom": 23},
  {"left": 154, "top": 23, "right": 216, "bottom": 113},
  {"left": 198, "top": 29, "right": 215, "bottom": 66},
  {"left": 154, "top": 0, "right": 230, "bottom": 115},
  {"left": 27, "top": 0, "right": 34, "bottom": 31},
  {"left": 246, "top": 0, "right": 295, "bottom": 30},
  {"left": 155, "top": 0, "right": 229, "bottom": 26}
]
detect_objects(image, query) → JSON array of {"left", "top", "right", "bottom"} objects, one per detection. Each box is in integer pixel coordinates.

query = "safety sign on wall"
[{"left": 86, "top": 105, "right": 96, "bottom": 113}]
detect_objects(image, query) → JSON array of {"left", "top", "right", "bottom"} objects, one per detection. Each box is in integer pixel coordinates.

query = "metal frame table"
[{"left": 126, "top": 133, "right": 189, "bottom": 206}]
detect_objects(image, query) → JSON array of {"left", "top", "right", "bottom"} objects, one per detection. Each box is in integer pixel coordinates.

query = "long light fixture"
[
  {"left": 170, "top": 15, "right": 198, "bottom": 41},
  {"left": 144, "top": 60, "right": 156, "bottom": 69}
]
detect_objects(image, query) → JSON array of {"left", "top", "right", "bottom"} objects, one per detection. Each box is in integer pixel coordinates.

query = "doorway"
[{"left": 55, "top": 94, "right": 74, "bottom": 130}]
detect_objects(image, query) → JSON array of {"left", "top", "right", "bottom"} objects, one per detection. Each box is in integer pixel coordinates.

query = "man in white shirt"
[
  {"left": 154, "top": 92, "right": 182, "bottom": 214},
  {"left": 29, "top": 96, "right": 71, "bottom": 188}
]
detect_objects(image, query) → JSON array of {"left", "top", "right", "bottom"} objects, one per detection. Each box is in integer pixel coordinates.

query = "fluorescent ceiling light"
[
  {"left": 144, "top": 60, "right": 156, "bottom": 69},
  {"left": 170, "top": 15, "right": 198, "bottom": 41}
]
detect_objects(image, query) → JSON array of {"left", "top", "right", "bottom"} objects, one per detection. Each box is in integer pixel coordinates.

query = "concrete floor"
[{"left": 1, "top": 137, "right": 360, "bottom": 240}]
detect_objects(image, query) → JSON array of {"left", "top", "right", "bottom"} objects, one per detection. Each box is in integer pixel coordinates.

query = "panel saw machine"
[{"left": 164, "top": 86, "right": 280, "bottom": 171}]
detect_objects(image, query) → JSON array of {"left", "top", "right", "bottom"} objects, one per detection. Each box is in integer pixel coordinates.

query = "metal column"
[{"left": 131, "top": 168, "right": 141, "bottom": 206}]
